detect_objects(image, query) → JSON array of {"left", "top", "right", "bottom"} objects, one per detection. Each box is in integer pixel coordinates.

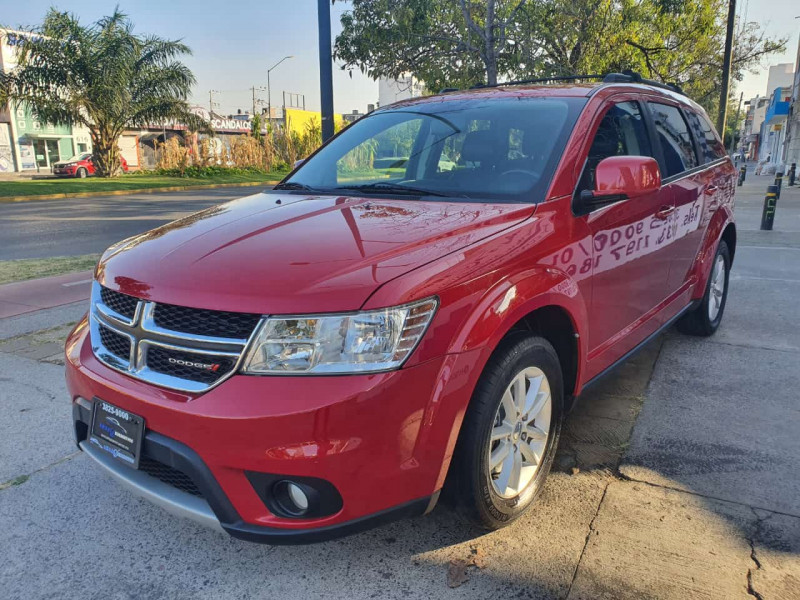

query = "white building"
[
  {"left": 0, "top": 28, "right": 92, "bottom": 173},
  {"left": 378, "top": 75, "right": 423, "bottom": 107},
  {"left": 782, "top": 37, "right": 800, "bottom": 169}
]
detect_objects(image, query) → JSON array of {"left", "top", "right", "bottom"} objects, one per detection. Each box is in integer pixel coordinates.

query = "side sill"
[{"left": 579, "top": 300, "right": 698, "bottom": 395}]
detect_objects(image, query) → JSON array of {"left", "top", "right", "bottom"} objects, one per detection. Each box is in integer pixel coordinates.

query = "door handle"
[
  {"left": 704, "top": 185, "right": 719, "bottom": 195},
  {"left": 655, "top": 206, "right": 676, "bottom": 220}
]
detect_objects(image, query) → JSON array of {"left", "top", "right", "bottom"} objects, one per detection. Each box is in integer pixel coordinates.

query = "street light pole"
[
  {"left": 318, "top": 0, "right": 335, "bottom": 142},
  {"left": 717, "top": 0, "right": 737, "bottom": 134},
  {"left": 267, "top": 56, "right": 293, "bottom": 129}
]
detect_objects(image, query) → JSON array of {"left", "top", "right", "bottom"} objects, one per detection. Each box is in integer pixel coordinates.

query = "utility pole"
[
  {"left": 730, "top": 91, "right": 744, "bottom": 156},
  {"left": 208, "top": 89, "right": 220, "bottom": 114},
  {"left": 318, "top": 0, "right": 335, "bottom": 142},
  {"left": 717, "top": 0, "right": 737, "bottom": 134},
  {"left": 250, "top": 86, "right": 266, "bottom": 118}
]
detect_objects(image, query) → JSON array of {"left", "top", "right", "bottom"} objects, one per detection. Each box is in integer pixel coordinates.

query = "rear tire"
[
  {"left": 77, "top": 167, "right": 88, "bottom": 179},
  {"left": 677, "top": 240, "right": 730, "bottom": 336},
  {"left": 451, "top": 334, "right": 563, "bottom": 530}
]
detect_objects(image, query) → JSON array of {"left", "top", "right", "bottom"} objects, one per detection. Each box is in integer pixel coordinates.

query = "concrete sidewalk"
[{"left": 0, "top": 270, "right": 93, "bottom": 318}]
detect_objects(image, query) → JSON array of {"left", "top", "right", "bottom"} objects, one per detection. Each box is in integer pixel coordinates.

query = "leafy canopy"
[
  {"left": 335, "top": 0, "right": 786, "bottom": 117},
  {"left": 0, "top": 9, "right": 207, "bottom": 176}
]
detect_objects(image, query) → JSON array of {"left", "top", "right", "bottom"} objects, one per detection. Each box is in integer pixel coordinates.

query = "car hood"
[{"left": 97, "top": 192, "right": 534, "bottom": 314}]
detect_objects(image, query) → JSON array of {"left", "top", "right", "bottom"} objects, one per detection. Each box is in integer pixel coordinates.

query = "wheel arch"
[{"left": 721, "top": 221, "right": 737, "bottom": 265}]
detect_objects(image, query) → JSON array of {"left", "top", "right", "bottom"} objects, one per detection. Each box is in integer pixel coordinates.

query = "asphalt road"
[{"left": 0, "top": 186, "right": 271, "bottom": 260}]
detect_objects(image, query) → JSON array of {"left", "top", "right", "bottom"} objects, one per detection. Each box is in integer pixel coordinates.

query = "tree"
[
  {"left": 335, "top": 0, "right": 529, "bottom": 90},
  {"left": 334, "top": 0, "right": 786, "bottom": 116},
  {"left": 0, "top": 9, "right": 208, "bottom": 176}
]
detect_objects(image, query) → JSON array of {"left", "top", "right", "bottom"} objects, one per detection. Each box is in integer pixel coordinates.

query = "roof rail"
[
  {"left": 469, "top": 74, "right": 605, "bottom": 90},
  {"left": 603, "top": 70, "right": 684, "bottom": 95},
  {"left": 438, "top": 70, "right": 686, "bottom": 95}
]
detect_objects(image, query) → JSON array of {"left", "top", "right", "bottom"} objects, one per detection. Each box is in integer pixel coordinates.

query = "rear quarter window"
[{"left": 685, "top": 110, "right": 727, "bottom": 163}]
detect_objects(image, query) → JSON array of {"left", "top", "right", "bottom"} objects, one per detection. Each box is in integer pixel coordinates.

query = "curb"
[{"left": 0, "top": 180, "right": 281, "bottom": 203}]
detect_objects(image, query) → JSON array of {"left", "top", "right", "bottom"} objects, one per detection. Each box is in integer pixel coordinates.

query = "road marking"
[
  {"left": 731, "top": 275, "right": 800, "bottom": 283},
  {"left": 739, "top": 245, "right": 800, "bottom": 251},
  {"left": 61, "top": 279, "right": 93, "bottom": 287}
]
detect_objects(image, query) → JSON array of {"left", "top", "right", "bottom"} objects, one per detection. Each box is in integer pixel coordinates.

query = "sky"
[{"left": 1, "top": 0, "right": 798, "bottom": 114}]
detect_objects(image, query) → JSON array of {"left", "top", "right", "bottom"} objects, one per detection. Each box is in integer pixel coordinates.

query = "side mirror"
[
  {"left": 581, "top": 156, "right": 661, "bottom": 208},
  {"left": 293, "top": 158, "right": 305, "bottom": 170}
]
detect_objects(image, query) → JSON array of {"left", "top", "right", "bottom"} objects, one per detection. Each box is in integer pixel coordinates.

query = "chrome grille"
[
  {"left": 153, "top": 303, "right": 261, "bottom": 339},
  {"left": 98, "top": 324, "right": 131, "bottom": 361},
  {"left": 89, "top": 282, "right": 263, "bottom": 393},
  {"left": 100, "top": 287, "right": 138, "bottom": 321}
]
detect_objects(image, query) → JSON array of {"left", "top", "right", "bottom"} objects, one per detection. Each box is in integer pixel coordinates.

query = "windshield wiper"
[
  {"left": 273, "top": 181, "right": 317, "bottom": 192},
  {"left": 334, "top": 181, "right": 449, "bottom": 197}
]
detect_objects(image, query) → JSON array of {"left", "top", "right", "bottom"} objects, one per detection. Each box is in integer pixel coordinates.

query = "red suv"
[
  {"left": 66, "top": 72, "right": 735, "bottom": 543},
  {"left": 53, "top": 153, "right": 128, "bottom": 178}
]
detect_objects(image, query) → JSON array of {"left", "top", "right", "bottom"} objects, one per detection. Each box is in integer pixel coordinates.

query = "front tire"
[
  {"left": 677, "top": 240, "right": 730, "bottom": 336},
  {"left": 451, "top": 334, "right": 563, "bottom": 530},
  {"left": 76, "top": 167, "right": 88, "bottom": 179}
]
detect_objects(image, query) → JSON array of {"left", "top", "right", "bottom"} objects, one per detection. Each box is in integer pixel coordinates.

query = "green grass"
[
  {"left": 0, "top": 170, "right": 290, "bottom": 199},
  {"left": 0, "top": 254, "right": 101, "bottom": 285}
]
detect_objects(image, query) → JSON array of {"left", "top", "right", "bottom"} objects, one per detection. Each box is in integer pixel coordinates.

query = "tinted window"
[
  {"left": 283, "top": 97, "right": 587, "bottom": 202},
  {"left": 685, "top": 110, "right": 727, "bottom": 162},
  {"left": 579, "top": 101, "right": 653, "bottom": 191},
  {"left": 649, "top": 103, "right": 698, "bottom": 177}
]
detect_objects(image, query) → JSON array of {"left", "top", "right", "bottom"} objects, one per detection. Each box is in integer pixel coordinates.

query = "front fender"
[
  {"left": 452, "top": 266, "right": 587, "bottom": 359},
  {"left": 409, "top": 267, "right": 589, "bottom": 492}
]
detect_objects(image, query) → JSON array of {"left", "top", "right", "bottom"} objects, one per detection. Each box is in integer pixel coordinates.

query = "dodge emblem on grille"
[{"left": 167, "top": 357, "right": 221, "bottom": 372}]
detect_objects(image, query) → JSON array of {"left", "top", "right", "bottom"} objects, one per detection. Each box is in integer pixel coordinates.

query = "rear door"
[
  {"left": 577, "top": 98, "right": 676, "bottom": 361},
  {"left": 674, "top": 108, "right": 731, "bottom": 287}
]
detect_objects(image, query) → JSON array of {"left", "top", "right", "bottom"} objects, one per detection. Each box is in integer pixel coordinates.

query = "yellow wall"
[{"left": 284, "top": 108, "right": 345, "bottom": 135}]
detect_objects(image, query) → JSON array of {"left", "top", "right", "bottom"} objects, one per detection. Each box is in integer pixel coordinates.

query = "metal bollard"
[
  {"left": 774, "top": 172, "right": 783, "bottom": 199},
  {"left": 760, "top": 185, "right": 778, "bottom": 231},
  {"left": 738, "top": 166, "right": 745, "bottom": 186},
  {"left": 789, "top": 163, "right": 797, "bottom": 187},
  {"left": 741, "top": 164, "right": 747, "bottom": 182}
]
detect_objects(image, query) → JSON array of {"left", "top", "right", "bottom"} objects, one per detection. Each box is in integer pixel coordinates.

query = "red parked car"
[
  {"left": 66, "top": 72, "right": 735, "bottom": 543},
  {"left": 53, "top": 153, "right": 128, "bottom": 178}
]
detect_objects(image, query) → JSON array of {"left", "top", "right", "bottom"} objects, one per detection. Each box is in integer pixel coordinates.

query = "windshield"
[
  {"left": 66, "top": 153, "right": 92, "bottom": 162},
  {"left": 281, "top": 96, "right": 586, "bottom": 202}
]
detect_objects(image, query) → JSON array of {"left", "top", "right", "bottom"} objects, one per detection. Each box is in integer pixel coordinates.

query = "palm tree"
[{"left": 0, "top": 9, "right": 208, "bottom": 176}]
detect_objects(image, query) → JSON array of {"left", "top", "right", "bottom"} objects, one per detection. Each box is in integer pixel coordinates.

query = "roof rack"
[
  {"left": 445, "top": 70, "right": 684, "bottom": 95},
  {"left": 469, "top": 74, "right": 605, "bottom": 90},
  {"left": 602, "top": 70, "right": 684, "bottom": 95}
]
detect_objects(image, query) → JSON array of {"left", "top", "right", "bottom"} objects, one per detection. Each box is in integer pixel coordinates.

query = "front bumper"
[
  {"left": 53, "top": 167, "right": 77, "bottom": 177},
  {"left": 73, "top": 398, "right": 435, "bottom": 544},
  {"left": 66, "top": 317, "right": 470, "bottom": 543}
]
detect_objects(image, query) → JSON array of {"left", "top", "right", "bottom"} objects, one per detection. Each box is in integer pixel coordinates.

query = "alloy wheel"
[
  {"left": 487, "top": 366, "right": 552, "bottom": 498},
  {"left": 708, "top": 254, "right": 726, "bottom": 321}
]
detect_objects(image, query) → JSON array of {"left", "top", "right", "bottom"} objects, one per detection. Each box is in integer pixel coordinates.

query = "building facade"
[
  {"left": 0, "top": 29, "right": 92, "bottom": 173},
  {"left": 782, "top": 36, "right": 800, "bottom": 169}
]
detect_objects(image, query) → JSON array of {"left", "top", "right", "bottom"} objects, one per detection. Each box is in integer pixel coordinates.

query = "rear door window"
[
  {"left": 648, "top": 102, "right": 698, "bottom": 178},
  {"left": 685, "top": 110, "right": 727, "bottom": 163}
]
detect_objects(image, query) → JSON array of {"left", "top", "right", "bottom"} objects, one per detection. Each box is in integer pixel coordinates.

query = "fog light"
[
  {"left": 287, "top": 483, "right": 309, "bottom": 512},
  {"left": 273, "top": 480, "right": 310, "bottom": 516}
]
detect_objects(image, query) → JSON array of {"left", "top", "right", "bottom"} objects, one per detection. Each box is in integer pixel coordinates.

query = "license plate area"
[{"left": 89, "top": 399, "right": 145, "bottom": 468}]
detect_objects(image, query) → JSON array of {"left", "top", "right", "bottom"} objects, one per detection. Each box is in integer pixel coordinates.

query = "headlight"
[
  {"left": 65, "top": 162, "right": 76, "bottom": 167},
  {"left": 241, "top": 298, "right": 438, "bottom": 375}
]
